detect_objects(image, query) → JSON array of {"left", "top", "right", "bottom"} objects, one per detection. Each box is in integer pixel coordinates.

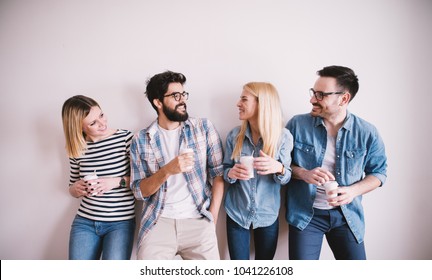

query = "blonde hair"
[
  {"left": 61, "top": 95, "right": 99, "bottom": 158},
  {"left": 232, "top": 82, "right": 284, "bottom": 159}
]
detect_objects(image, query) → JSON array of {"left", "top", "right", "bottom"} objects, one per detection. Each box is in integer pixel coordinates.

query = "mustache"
[
  {"left": 312, "top": 103, "right": 321, "bottom": 108},
  {"left": 175, "top": 103, "right": 187, "bottom": 110}
]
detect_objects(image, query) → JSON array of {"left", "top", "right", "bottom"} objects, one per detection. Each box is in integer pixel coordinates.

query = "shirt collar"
[
  {"left": 341, "top": 111, "right": 353, "bottom": 131},
  {"left": 244, "top": 123, "right": 254, "bottom": 144},
  {"left": 313, "top": 111, "right": 353, "bottom": 131},
  {"left": 146, "top": 118, "right": 192, "bottom": 138}
]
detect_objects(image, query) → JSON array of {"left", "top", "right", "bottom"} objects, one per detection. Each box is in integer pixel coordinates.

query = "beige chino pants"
[{"left": 137, "top": 216, "right": 220, "bottom": 260}]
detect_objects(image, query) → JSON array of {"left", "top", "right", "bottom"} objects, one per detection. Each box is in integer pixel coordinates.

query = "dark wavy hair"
[
  {"left": 317, "top": 65, "right": 359, "bottom": 102},
  {"left": 145, "top": 70, "right": 187, "bottom": 112}
]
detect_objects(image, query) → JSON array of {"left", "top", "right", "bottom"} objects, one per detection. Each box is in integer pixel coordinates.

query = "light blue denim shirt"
[
  {"left": 223, "top": 125, "right": 293, "bottom": 229},
  {"left": 285, "top": 112, "right": 387, "bottom": 243}
]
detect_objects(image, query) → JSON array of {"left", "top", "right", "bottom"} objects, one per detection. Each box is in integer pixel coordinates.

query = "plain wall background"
[{"left": 1, "top": 0, "right": 431, "bottom": 260}]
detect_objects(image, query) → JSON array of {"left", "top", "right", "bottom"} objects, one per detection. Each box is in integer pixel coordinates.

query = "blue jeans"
[
  {"left": 288, "top": 207, "right": 366, "bottom": 260},
  {"left": 69, "top": 215, "right": 135, "bottom": 260},
  {"left": 226, "top": 215, "right": 279, "bottom": 260}
]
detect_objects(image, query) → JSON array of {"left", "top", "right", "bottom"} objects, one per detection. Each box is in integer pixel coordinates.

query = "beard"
[
  {"left": 310, "top": 103, "right": 322, "bottom": 117},
  {"left": 163, "top": 102, "right": 189, "bottom": 122}
]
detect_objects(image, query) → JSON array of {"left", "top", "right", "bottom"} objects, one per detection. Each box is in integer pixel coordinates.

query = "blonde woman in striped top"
[{"left": 61, "top": 95, "right": 135, "bottom": 259}]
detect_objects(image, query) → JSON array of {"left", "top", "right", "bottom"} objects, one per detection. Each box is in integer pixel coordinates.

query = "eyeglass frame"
[
  {"left": 309, "top": 88, "right": 344, "bottom": 101},
  {"left": 163, "top": 91, "right": 189, "bottom": 101}
]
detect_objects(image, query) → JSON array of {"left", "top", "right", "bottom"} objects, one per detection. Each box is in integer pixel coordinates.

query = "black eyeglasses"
[
  {"left": 163, "top": 91, "right": 189, "bottom": 101},
  {"left": 309, "top": 88, "right": 344, "bottom": 101}
]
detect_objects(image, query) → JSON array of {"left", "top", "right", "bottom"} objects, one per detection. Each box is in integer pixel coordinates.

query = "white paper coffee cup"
[
  {"left": 240, "top": 156, "right": 254, "bottom": 178},
  {"left": 83, "top": 173, "right": 98, "bottom": 196},
  {"left": 83, "top": 174, "right": 98, "bottom": 184},
  {"left": 180, "top": 148, "right": 194, "bottom": 155},
  {"left": 324, "top": 180, "right": 338, "bottom": 199},
  {"left": 180, "top": 148, "right": 194, "bottom": 171}
]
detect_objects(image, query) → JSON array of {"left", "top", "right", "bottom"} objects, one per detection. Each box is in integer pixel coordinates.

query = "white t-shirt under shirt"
[
  {"left": 157, "top": 124, "right": 201, "bottom": 219},
  {"left": 313, "top": 134, "right": 336, "bottom": 210}
]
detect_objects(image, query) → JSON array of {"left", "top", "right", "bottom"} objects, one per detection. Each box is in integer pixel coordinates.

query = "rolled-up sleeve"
[
  {"left": 365, "top": 128, "right": 387, "bottom": 186},
  {"left": 205, "top": 120, "right": 224, "bottom": 178},
  {"left": 274, "top": 129, "right": 294, "bottom": 185},
  {"left": 130, "top": 132, "right": 147, "bottom": 201},
  {"left": 223, "top": 128, "right": 238, "bottom": 184}
]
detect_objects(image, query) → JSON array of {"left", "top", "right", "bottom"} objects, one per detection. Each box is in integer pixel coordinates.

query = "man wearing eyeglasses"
[
  {"left": 285, "top": 65, "right": 387, "bottom": 260},
  {"left": 130, "top": 70, "right": 224, "bottom": 259}
]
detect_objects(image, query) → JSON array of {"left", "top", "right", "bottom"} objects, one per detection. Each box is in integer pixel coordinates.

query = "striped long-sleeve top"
[{"left": 69, "top": 129, "right": 135, "bottom": 222}]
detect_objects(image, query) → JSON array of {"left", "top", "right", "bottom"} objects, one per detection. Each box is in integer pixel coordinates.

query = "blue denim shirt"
[
  {"left": 223, "top": 125, "right": 293, "bottom": 229},
  {"left": 285, "top": 112, "right": 387, "bottom": 243}
]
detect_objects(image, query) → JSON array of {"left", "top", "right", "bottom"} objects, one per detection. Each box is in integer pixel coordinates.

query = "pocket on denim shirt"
[
  {"left": 345, "top": 149, "right": 367, "bottom": 176},
  {"left": 293, "top": 142, "right": 316, "bottom": 170}
]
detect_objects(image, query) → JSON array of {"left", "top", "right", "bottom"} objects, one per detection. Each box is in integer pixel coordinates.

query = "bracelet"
[
  {"left": 119, "top": 177, "right": 126, "bottom": 188},
  {"left": 276, "top": 164, "right": 285, "bottom": 176}
]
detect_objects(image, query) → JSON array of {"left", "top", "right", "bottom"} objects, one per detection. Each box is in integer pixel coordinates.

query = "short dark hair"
[
  {"left": 317, "top": 65, "right": 359, "bottom": 102},
  {"left": 145, "top": 70, "right": 187, "bottom": 112}
]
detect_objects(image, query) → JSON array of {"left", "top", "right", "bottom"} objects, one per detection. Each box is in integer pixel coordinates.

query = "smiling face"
[
  {"left": 82, "top": 106, "right": 109, "bottom": 142},
  {"left": 156, "top": 82, "right": 189, "bottom": 122},
  {"left": 310, "top": 77, "right": 347, "bottom": 119},
  {"left": 237, "top": 89, "right": 258, "bottom": 122}
]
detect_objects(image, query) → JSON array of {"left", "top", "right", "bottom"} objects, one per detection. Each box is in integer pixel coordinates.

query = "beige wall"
[{"left": 1, "top": 0, "right": 431, "bottom": 259}]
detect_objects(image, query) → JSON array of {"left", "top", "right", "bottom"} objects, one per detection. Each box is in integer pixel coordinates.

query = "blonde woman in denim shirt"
[{"left": 223, "top": 82, "right": 293, "bottom": 260}]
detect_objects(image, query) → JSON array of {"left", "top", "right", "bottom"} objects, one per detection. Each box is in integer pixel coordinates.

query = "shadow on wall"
[
  {"left": 44, "top": 200, "right": 79, "bottom": 259},
  {"left": 34, "top": 114, "right": 77, "bottom": 259},
  {"left": 125, "top": 84, "right": 157, "bottom": 132}
]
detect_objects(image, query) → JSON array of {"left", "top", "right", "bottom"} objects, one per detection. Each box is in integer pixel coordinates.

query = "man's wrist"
[{"left": 292, "top": 165, "right": 305, "bottom": 180}]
